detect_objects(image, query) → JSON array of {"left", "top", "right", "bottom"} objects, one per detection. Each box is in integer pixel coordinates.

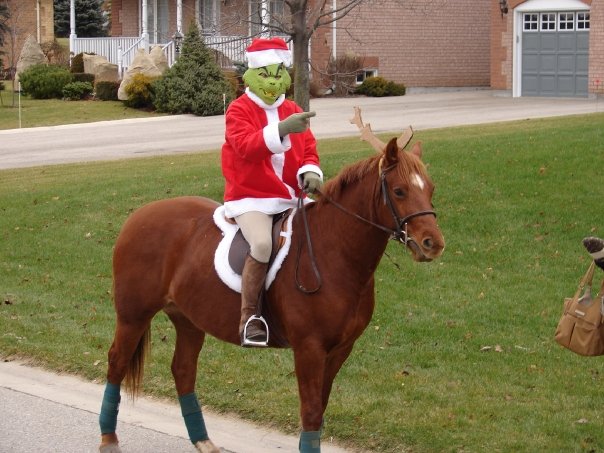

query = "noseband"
[{"left": 379, "top": 163, "right": 436, "bottom": 247}]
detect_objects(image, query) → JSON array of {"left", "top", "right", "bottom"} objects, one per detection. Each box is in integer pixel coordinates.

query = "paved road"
[
  {"left": 0, "top": 90, "right": 602, "bottom": 453},
  {"left": 1, "top": 90, "right": 601, "bottom": 169}
]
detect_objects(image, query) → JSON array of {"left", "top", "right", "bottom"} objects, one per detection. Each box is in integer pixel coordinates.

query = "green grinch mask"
[{"left": 243, "top": 63, "right": 292, "bottom": 105}]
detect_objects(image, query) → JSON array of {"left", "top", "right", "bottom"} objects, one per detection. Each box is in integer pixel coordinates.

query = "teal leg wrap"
[
  {"left": 299, "top": 430, "right": 321, "bottom": 453},
  {"left": 179, "top": 392, "right": 209, "bottom": 444},
  {"left": 99, "top": 382, "right": 121, "bottom": 434}
]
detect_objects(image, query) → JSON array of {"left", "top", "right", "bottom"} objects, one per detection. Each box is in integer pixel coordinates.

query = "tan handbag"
[{"left": 555, "top": 261, "right": 604, "bottom": 356}]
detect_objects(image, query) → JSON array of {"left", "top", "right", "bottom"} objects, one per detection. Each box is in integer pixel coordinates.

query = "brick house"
[
  {"left": 0, "top": 0, "right": 54, "bottom": 72},
  {"left": 5, "top": 0, "right": 602, "bottom": 98}
]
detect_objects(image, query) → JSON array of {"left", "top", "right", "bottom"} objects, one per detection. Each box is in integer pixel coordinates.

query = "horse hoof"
[
  {"left": 99, "top": 443, "right": 122, "bottom": 453},
  {"left": 194, "top": 439, "right": 221, "bottom": 453}
]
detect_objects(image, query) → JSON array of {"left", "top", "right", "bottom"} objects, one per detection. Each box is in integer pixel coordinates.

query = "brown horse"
[{"left": 98, "top": 137, "right": 445, "bottom": 453}]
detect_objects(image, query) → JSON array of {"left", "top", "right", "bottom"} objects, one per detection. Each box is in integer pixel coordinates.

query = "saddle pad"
[{"left": 213, "top": 206, "right": 296, "bottom": 293}]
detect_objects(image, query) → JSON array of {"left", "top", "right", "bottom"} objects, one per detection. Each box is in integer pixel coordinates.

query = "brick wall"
[
  {"left": 312, "top": 0, "right": 491, "bottom": 88},
  {"left": 1, "top": 0, "right": 54, "bottom": 69},
  {"left": 588, "top": 0, "right": 604, "bottom": 95}
]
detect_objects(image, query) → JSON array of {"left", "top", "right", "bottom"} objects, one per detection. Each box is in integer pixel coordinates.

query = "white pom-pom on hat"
[{"left": 246, "top": 37, "right": 292, "bottom": 69}]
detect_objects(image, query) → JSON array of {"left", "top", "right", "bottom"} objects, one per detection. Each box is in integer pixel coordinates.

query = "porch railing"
[{"left": 72, "top": 35, "right": 254, "bottom": 75}]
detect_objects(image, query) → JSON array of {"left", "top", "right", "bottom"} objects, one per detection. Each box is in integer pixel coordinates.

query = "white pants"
[{"left": 235, "top": 211, "right": 273, "bottom": 263}]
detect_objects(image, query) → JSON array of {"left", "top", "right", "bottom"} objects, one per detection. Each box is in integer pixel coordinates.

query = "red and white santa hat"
[{"left": 246, "top": 37, "right": 292, "bottom": 69}]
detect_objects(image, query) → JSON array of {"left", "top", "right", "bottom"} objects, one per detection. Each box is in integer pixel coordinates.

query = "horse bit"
[{"left": 295, "top": 162, "right": 437, "bottom": 293}]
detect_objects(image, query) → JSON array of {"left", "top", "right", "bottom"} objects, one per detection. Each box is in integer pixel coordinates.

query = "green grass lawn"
[
  {"left": 0, "top": 89, "right": 165, "bottom": 130},
  {"left": 1, "top": 113, "right": 604, "bottom": 452}
]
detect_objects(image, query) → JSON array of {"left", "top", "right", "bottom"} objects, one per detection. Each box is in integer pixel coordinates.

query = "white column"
[
  {"left": 141, "top": 0, "right": 149, "bottom": 51},
  {"left": 69, "top": 0, "right": 77, "bottom": 55},
  {"left": 177, "top": 0, "right": 183, "bottom": 33}
]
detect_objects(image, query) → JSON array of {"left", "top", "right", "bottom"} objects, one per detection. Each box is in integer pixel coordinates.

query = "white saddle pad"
[{"left": 213, "top": 206, "right": 296, "bottom": 293}]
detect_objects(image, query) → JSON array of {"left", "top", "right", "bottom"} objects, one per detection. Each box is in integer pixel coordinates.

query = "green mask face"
[{"left": 243, "top": 63, "right": 292, "bottom": 105}]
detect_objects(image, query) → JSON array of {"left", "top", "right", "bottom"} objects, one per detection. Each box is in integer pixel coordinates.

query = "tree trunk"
[{"left": 289, "top": 0, "right": 311, "bottom": 111}]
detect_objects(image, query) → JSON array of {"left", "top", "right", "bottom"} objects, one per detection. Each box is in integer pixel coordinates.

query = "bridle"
[{"left": 295, "top": 161, "right": 437, "bottom": 293}]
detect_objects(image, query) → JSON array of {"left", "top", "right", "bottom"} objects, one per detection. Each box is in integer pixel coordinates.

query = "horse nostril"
[{"left": 422, "top": 238, "right": 433, "bottom": 250}]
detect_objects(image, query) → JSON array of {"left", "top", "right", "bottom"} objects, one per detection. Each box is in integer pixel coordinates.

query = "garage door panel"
[
  {"left": 557, "top": 76, "right": 576, "bottom": 95},
  {"left": 558, "top": 54, "right": 576, "bottom": 73},
  {"left": 576, "top": 76, "right": 588, "bottom": 93},
  {"left": 577, "top": 33, "right": 589, "bottom": 50},
  {"left": 522, "top": 75, "right": 539, "bottom": 96},
  {"left": 558, "top": 34, "right": 576, "bottom": 51},
  {"left": 540, "top": 34, "right": 557, "bottom": 51},
  {"left": 576, "top": 54, "right": 589, "bottom": 72}
]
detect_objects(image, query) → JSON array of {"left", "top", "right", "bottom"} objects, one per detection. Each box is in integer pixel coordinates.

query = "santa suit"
[{"left": 222, "top": 88, "right": 323, "bottom": 218}]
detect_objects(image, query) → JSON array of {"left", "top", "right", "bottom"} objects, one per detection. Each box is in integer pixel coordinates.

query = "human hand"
[
  {"left": 302, "top": 171, "right": 322, "bottom": 194},
  {"left": 278, "top": 111, "right": 316, "bottom": 137}
]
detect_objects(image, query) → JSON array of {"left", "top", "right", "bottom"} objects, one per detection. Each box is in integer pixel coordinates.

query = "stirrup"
[{"left": 242, "top": 315, "right": 269, "bottom": 347}]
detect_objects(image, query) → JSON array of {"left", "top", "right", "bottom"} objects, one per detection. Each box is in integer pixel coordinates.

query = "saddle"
[{"left": 212, "top": 206, "right": 296, "bottom": 294}]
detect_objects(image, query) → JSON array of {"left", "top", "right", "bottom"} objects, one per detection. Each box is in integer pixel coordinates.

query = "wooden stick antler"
[{"left": 349, "top": 106, "right": 414, "bottom": 153}]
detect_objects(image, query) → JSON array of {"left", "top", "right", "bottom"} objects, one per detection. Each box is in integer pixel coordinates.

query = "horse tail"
[{"left": 124, "top": 327, "right": 150, "bottom": 399}]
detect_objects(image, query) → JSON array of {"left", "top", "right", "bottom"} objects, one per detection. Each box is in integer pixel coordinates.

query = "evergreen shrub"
[
  {"left": 62, "top": 81, "right": 94, "bottom": 100},
  {"left": 356, "top": 76, "right": 406, "bottom": 97},
  {"left": 19, "top": 64, "right": 73, "bottom": 99},
  {"left": 153, "top": 23, "right": 235, "bottom": 116}
]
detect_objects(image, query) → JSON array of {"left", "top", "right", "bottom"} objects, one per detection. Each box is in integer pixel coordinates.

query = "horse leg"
[
  {"left": 99, "top": 316, "right": 153, "bottom": 453},
  {"left": 166, "top": 307, "right": 220, "bottom": 453},
  {"left": 321, "top": 343, "right": 355, "bottom": 414},
  {"left": 293, "top": 345, "right": 329, "bottom": 453}
]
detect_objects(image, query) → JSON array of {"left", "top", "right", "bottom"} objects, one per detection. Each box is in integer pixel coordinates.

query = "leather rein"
[{"left": 295, "top": 162, "right": 437, "bottom": 294}]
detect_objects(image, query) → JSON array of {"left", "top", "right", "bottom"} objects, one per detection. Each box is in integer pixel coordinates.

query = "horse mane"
[{"left": 318, "top": 147, "right": 430, "bottom": 205}]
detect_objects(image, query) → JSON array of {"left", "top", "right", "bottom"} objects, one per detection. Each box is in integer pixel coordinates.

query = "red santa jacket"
[{"left": 221, "top": 89, "right": 322, "bottom": 218}]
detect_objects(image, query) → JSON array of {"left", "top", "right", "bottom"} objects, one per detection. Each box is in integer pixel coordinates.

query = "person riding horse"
[{"left": 221, "top": 37, "right": 323, "bottom": 347}]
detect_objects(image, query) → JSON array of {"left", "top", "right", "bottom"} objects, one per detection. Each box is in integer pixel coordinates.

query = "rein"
[{"left": 294, "top": 163, "right": 437, "bottom": 293}]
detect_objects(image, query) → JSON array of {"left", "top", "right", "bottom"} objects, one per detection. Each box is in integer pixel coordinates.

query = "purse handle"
[{"left": 573, "top": 261, "right": 596, "bottom": 302}]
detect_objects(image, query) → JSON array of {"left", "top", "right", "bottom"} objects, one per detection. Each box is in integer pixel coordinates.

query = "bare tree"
[{"left": 1, "top": 0, "right": 24, "bottom": 105}]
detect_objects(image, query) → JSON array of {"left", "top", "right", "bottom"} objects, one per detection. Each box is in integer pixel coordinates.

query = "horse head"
[{"left": 377, "top": 137, "right": 445, "bottom": 262}]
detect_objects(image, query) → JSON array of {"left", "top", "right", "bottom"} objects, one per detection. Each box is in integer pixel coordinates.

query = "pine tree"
[
  {"left": 54, "top": 0, "right": 106, "bottom": 38},
  {"left": 153, "top": 23, "right": 235, "bottom": 116}
]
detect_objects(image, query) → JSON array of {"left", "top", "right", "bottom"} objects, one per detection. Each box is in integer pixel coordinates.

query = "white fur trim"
[
  {"left": 592, "top": 249, "right": 604, "bottom": 260},
  {"left": 213, "top": 206, "right": 296, "bottom": 293},
  {"left": 247, "top": 48, "right": 292, "bottom": 69},
  {"left": 297, "top": 165, "right": 324, "bottom": 188},
  {"left": 264, "top": 120, "right": 291, "bottom": 154}
]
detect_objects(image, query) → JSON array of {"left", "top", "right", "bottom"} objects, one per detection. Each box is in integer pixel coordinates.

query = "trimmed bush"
[
  {"left": 62, "top": 81, "right": 93, "bottom": 100},
  {"left": 19, "top": 64, "right": 73, "bottom": 99},
  {"left": 124, "top": 73, "right": 156, "bottom": 109},
  {"left": 95, "top": 81, "right": 120, "bottom": 100},
  {"left": 153, "top": 23, "right": 235, "bottom": 116},
  {"left": 356, "top": 76, "right": 406, "bottom": 97}
]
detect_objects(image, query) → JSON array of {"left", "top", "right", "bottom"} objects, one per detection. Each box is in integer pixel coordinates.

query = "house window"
[
  {"left": 523, "top": 13, "right": 538, "bottom": 31},
  {"left": 559, "top": 12, "right": 574, "bottom": 31},
  {"left": 577, "top": 12, "right": 590, "bottom": 30},
  {"left": 250, "top": 0, "right": 285, "bottom": 36},
  {"left": 356, "top": 69, "right": 378, "bottom": 85},
  {"left": 200, "top": 0, "right": 219, "bottom": 35},
  {"left": 540, "top": 13, "right": 556, "bottom": 31}
]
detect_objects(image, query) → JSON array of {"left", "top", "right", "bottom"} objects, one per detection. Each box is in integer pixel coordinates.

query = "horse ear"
[
  {"left": 383, "top": 137, "right": 400, "bottom": 165},
  {"left": 410, "top": 141, "right": 423, "bottom": 159}
]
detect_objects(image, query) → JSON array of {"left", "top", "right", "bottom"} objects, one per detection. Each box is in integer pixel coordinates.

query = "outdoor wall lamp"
[
  {"left": 499, "top": 0, "right": 509, "bottom": 17},
  {"left": 172, "top": 30, "right": 184, "bottom": 57}
]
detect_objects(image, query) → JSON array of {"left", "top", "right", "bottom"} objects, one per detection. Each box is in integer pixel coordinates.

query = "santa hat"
[{"left": 246, "top": 37, "right": 292, "bottom": 69}]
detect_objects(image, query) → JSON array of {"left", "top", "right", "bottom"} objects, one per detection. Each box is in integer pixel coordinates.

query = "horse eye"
[{"left": 393, "top": 187, "right": 405, "bottom": 197}]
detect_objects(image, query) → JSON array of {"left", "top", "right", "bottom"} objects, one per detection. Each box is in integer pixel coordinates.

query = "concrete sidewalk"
[
  {"left": 0, "top": 360, "right": 351, "bottom": 453},
  {"left": 0, "top": 90, "right": 601, "bottom": 169}
]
